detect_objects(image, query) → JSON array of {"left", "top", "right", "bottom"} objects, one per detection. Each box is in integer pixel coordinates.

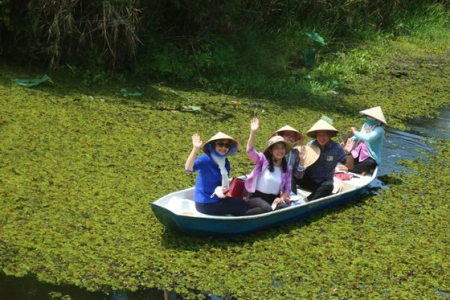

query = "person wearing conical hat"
[
  {"left": 244, "top": 118, "right": 294, "bottom": 215},
  {"left": 339, "top": 106, "right": 387, "bottom": 175},
  {"left": 271, "top": 125, "right": 320, "bottom": 194},
  {"left": 271, "top": 125, "right": 305, "bottom": 145},
  {"left": 185, "top": 132, "right": 248, "bottom": 216},
  {"left": 295, "top": 119, "right": 347, "bottom": 202}
]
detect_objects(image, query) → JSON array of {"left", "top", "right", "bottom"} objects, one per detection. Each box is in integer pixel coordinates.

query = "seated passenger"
[
  {"left": 295, "top": 119, "right": 347, "bottom": 202},
  {"left": 271, "top": 125, "right": 306, "bottom": 194},
  {"left": 340, "top": 106, "right": 387, "bottom": 175},
  {"left": 245, "top": 118, "right": 293, "bottom": 215},
  {"left": 184, "top": 132, "right": 248, "bottom": 216}
]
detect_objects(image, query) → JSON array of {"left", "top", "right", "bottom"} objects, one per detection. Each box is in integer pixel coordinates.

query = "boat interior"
[{"left": 159, "top": 170, "right": 375, "bottom": 217}]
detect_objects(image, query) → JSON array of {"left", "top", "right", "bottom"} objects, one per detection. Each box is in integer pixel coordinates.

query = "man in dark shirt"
[{"left": 295, "top": 119, "right": 347, "bottom": 201}]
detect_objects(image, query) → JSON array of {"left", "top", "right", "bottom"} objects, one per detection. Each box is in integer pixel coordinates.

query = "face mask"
[{"left": 366, "top": 116, "right": 378, "bottom": 126}]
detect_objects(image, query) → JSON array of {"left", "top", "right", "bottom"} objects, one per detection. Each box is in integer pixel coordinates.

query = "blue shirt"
[
  {"left": 353, "top": 125, "right": 385, "bottom": 166},
  {"left": 306, "top": 140, "right": 346, "bottom": 183},
  {"left": 187, "top": 153, "right": 230, "bottom": 203}
]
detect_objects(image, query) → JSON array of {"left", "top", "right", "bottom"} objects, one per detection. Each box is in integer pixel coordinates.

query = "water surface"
[{"left": 379, "top": 108, "right": 449, "bottom": 176}]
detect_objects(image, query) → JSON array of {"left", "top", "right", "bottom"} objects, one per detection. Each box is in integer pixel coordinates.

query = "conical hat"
[
  {"left": 306, "top": 119, "right": 339, "bottom": 138},
  {"left": 295, "top": 145, "right": 321, "bottom": 168},
  {"left": 360, "top": 106, "right": 387, "bottom": 125},
  {"left": 203, "top": 132, "right": 241, "bottom": 152},
  {"left": 263, "top": 136, "right": 293, "bottom": 156},
  {"left": 271, "top": 125, "right": 304, "bottom": 143}
]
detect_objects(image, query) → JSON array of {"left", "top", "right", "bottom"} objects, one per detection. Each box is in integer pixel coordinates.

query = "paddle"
[
  {"left": 321, "top": 114, "right": 354, "bottom": 149},
  {"left": 342, "top": 130, "right": 353, "bottom": 146}
]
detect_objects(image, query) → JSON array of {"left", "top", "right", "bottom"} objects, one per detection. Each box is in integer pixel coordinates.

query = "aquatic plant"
[{"left": 1, "top": 36, "right": 450, "bottom": 299}]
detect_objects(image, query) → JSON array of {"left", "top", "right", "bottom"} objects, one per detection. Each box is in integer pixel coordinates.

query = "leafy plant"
[{"left": 301, "top": 31, "right": 327, "bottom": 67}]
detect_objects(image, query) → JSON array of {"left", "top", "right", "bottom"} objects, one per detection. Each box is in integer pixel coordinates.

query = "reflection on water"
[
  {"left": 0, "top": 273, "right": 108, "bottom": 300},
  {"left": 0, "top": 109, "right": 449, "bottom": 300},
  {"left": 0, "top": 273, "right": 165, "bottom": 300},
  {"left": 380, "top": 128, "right": 431, "bottom": 176},
  {"left": 408, "top": 108, "right": 450, "bottom": 140}
]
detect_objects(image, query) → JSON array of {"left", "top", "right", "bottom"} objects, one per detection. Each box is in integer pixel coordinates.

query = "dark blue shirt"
[
  {"left": 306, "top": 140, "right": 346, "bottom": 183},
  {"left": 187, "top": 153, "right": 231, "bottom": 203}
]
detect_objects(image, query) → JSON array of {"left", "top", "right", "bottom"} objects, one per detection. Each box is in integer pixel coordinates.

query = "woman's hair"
[{"left": 264, "top": 151, "right": 288, "bottom": 173}]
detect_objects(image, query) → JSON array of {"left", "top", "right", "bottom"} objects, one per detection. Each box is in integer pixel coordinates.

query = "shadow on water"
[{"left": 1, "top": 109, "right": 449, "bottom": 300}]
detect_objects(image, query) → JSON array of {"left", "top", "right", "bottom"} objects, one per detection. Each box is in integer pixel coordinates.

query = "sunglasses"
[
  {"left": 282, "top": 133, "right": 296, "bottom": 139},
  {"left": 216, "top": 141, "right": 232, "bottom": 148}
]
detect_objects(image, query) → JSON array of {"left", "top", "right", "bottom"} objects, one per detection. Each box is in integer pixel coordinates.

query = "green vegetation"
[
  {"left": 1, "top": 0, "right": 450, "bottom": 299},
  {"left": 1, "top": 40, "right": 450, "bottom": 298},
  {"left": 1, "top": 0, "right": 449, "bottom": 97}
]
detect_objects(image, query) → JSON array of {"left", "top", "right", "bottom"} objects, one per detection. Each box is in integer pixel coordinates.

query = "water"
[
  {"left": 380, "top": 128, "right": 431, "bottom": 176},
  {"left": 1, "top": 109, "right": 449, "bottom": 300},
  {"left": 379, "top": 108, "right": 449, "bottom": 177},
  {"left": 408, "top": 108, "right": 450, "bottom": 140},
  {"left": 0, "top": 273, "right": 165, "bottom": 300}
]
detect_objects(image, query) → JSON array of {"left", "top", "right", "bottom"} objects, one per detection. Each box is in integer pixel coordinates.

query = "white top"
[{"left": 256, "top": 166, "right": 282, "bottom": 195}]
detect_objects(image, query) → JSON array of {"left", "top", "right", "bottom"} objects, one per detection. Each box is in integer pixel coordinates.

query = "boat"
[{"left": 151, "top": 167, "right": 378, "bottom": 237}]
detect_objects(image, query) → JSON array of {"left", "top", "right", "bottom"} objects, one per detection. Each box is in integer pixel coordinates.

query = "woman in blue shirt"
[
  {"left": 185, "top": 132, "right": 248, "bottom": 216},
  {"left": 341, "top": 106, "right": 386, "bottom": 175}
]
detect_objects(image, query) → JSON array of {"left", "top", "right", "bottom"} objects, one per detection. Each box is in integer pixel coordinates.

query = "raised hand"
[
  {"left": 344, "top": 138, "right": 355, "bottom": 154},
  {"left": 250, "top": 118, "right": 259, "bottom": 131},
  {"left": 298, "top": 146, "right": 307, "bottom": 161},
  {"left": 191, "top": 133, "right": 203, "bottom": 149}
]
